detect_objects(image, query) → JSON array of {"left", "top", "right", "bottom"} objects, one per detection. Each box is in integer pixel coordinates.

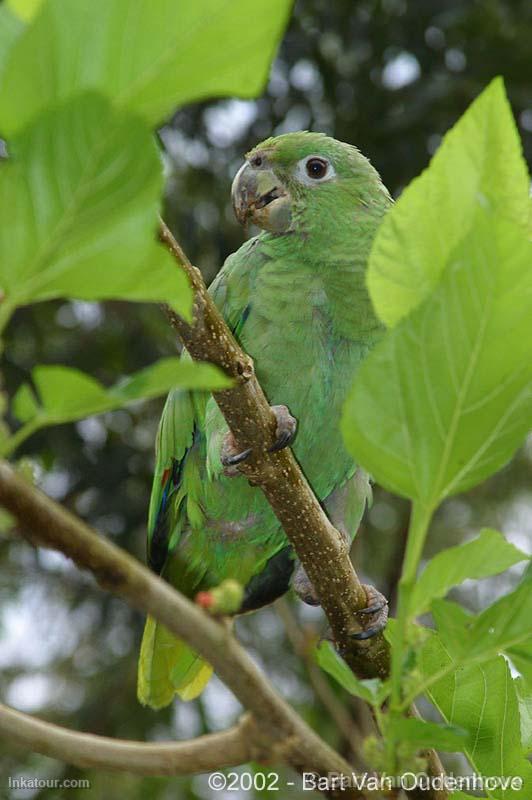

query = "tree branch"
[
  {"left": 0, "top": 461, "right": 367, "bottom": 799},
  {"left": 0, "top": 703, "right": 253, "bottom": 775},
  {"left": 158, "top": 220, "right": 448, "bottom": 799},
  {"left": 159, "top": 220, "right": 388, "bottom": 681}
]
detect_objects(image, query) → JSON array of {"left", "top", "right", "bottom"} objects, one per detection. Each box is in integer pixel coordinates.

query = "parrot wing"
[
  {"left": 147, "top": 379, "right": 198, "bottom": 573},
  {"left": 146, "top": 236, "right": 259, "bottom": 572}
]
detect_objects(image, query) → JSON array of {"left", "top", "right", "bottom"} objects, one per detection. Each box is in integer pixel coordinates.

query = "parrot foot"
[
  {"left": 268, "top": 404, "right": 297, "bottom": 453},
  {"left": 292, "top": 566, "right": 388, "bottom": 640},
  {"left": 350, "top": 584, "right": 389, "bottom": 641},
  {"left": 291, "top": 561, "right": 320, "bottom": 606},
  {"left": 220, "top": 405, "right": 297, "bottom": 477}
]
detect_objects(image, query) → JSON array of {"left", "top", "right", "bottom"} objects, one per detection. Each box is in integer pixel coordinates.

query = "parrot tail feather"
[{"left": 137, "top": 615, "right": 213, "bottom": 708}]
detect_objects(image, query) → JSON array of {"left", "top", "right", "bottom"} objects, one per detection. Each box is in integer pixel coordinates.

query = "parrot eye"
[
  {"left": 305, "top": 157, "right": 328, "bottom": 179},
  {"left": 250, "top": 155, "right": 263, "bottom": 168},
  {"left": 296, "top": 155, "right": 335, "bottom": 185}
]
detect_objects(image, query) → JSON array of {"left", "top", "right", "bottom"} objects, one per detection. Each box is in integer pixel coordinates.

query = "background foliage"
[{"left": 1, "top": 1, "right": 531, "bottom": 798}]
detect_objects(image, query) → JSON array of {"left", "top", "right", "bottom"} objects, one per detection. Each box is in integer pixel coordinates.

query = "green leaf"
[
  {"left": 451, "top": 794, "right": 488, "bottom": 800},
  {"left": 515, "top": 677, "right": 532, "bottom": 754},
  {"left": 0, "top": 0, "right": 292, "bottom": 135},
  {"left": 6, "top": 0, "right": 44, "bottom": 22},
  {"left": 451, "top": 795, "right": 487, "bottom": 800},
  {"left": 342, "top": 208, "right": 532, "bottom": 507},
  {"left": 315, "top": 641, "right": 386, "bottom": 705},
  {"left": 367, "top": 78, "right": 530, "bottom": 327},
  {"left": 12, "top": 358, "right": 230, "bottom": 427},
  {"left": 409, "top": 529, "right": 529, "bottom": 617},
  {"left": 108, "top": 358, "right": 232, "bottom": 404},
  {"left": 387, "top": 715, "right": 470, "bottom": 752},
  {"left": 431, "top": 574, "right": 532, "bottom": 669},
  {"left": 0, "top": 4, "right": 24, "bottom": 78},
  {"left": 383, "top": 617, "right": 398, "bottom": 647},
  {"left": 431, "top": 599, "right": 474, "bottom": 658},
  {"left": 425, "top": 575, "right": 532, "bottom": 695},
  {"left": 34, "top": 368, "right": 107, "bottom": 421},
  {"left": 420, "top": 634, "right": 532, "bottom": 799},
  {"left": 0, "top": 93, "right": 191, "bottom": 318},
  {"left": 463, "top": 577, "right": 532, "bottom": 662},
  {"left": 12, "top": 383, "right": 39, "bottom": 424},
  {"left": 508, "top": 642, "right": 532, "bottom": 691}
]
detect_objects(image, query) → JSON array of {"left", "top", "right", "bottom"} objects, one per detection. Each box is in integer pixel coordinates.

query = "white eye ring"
[{"left": 295, "top": 155, "right": 335, "bottom": 185}]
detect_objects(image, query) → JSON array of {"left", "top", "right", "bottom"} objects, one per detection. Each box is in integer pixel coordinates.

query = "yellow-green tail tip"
[{"left": 137, "top": 615, "right": 213, "bottom": 709}]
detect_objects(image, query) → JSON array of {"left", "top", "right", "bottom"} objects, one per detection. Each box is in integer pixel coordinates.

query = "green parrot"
[{"left": 137, "top": 131, "right": 392, "bottom": 709}]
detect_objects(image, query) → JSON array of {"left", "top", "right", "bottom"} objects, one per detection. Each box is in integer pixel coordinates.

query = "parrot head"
[{"left": 231, "top": 131, "right": 390, "bottom": 235}]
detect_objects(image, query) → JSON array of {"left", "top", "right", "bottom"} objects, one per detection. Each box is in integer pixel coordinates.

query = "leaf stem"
[
  {"left": 387, "top": 502, "right": 434, "bottom": 768},
  {"left": 0, "top": 419, "right": 41, "bottom": 458}
]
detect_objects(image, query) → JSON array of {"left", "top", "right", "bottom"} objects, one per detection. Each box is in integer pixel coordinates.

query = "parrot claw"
[
  {"left": 268, "top": 404, "right": 297, "bottom": 453},
  {"left": 221, "top": 447, "right": 252, "bottom": 467},
  {"left": 221, "top": 431, "right": 252, "bottom": 477},
  {"left": 221, "top": 405, "right": 296, "bottom": 477},
  {"left": 349, "top": 584, "right": 388, "bottom": 641}
]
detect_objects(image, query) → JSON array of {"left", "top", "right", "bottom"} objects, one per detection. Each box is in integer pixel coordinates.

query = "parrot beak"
[{"left": 231, "top": 161, "right": 291, "bottom": 233}]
